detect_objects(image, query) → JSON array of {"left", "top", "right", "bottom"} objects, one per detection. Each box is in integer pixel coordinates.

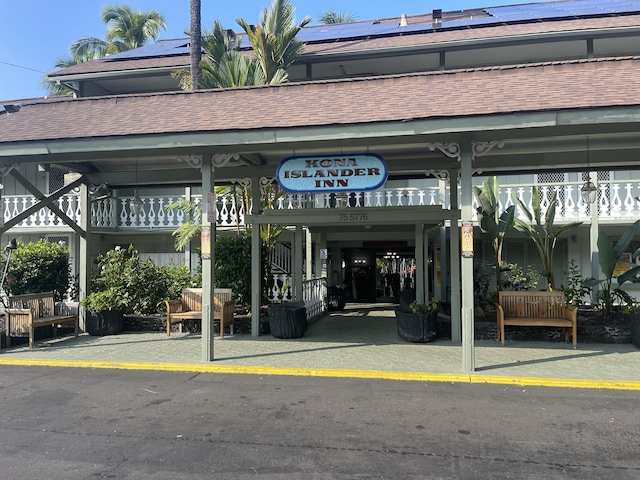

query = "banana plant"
[
  {"left": 512, "top": 187, "right": 582, "bottom": 291},
  {"left": 591, "top": 220, "right": 640, "bottom": 317},
  {"left": 473, "top": 177, "right": 515, "bottom": 292}
]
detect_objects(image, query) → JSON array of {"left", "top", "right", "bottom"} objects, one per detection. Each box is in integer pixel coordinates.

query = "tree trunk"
[{"left": 189, "top": 0, "right": 202, "bottom": 90}]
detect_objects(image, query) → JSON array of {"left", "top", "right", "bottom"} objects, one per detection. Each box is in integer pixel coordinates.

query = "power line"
[{"left": 0, "top": 60, "right": 48, "bottom": 74}]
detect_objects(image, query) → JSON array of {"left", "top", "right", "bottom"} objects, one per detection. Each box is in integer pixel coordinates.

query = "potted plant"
[
  {"left": 80, "top": 287, "right": 128, "bottom": 336},
  {"left": 80, "top": 246, "right": 136, "bottom": 336},
  {"left": 267, "top": 301, "right": 308, "bottom": 338},
  {"left": 395, "top": 297, "right": 439, "bottom": 342}
]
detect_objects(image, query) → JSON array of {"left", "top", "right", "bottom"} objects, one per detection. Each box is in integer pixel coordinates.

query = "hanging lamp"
[{"left": 580, "top": 137, "right": 597, "bottom": 204}]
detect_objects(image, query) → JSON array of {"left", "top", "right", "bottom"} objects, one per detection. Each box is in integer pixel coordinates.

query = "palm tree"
[
  {"left": 236, "top": 0, "right": 311, "bottom": 84},
  {"left": 199, "top": 21, "right": 262, "bottom": 89},
  {"left": 190, "top": 0, "right": 202, "bottom": 90},
  {"left": 319, "top": 10, "right": 357, "bottom": 24},
  {"left": 72, "top": 5, "right": 166, "bottom": 59}
]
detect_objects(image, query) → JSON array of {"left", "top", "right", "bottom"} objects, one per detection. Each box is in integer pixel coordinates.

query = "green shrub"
[
  {"left": 4, "top": 239, "right": 72, "bottom": 301},
  {"left": 85, "top": 245, "right": 197, "bottom": 315},
  {"left": 560, "top": 259, "right": 593, "bottom": 306},
  {"left": 213, "top": 233, "right": 269, "bottom": 306},
  {"left": 501, "top": 263, "right": 540, "bottom": 291}
]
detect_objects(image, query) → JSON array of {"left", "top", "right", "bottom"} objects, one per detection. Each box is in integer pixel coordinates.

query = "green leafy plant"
[
  {"left": 82, "top": 245, "right": 198, "bottom": 315},
  {"left": 512, "top": 188, "right": 582, "bottom": 291},
  {"left": 214, "top": 233, "right": 269, "bottom": 306},
  {"left": 560, "top": 259, "right": 594, "bottom": 306},
  {"left": 409, "top": 298, "right": 439, "bottom": 314},
  {"left": 80, "top": 286, "right": 128, "bottom": 313},
  {"left": 473, "top": 177, "right": 515, "bottom": 292},
  {"left": 474, "top": 263, "right": 494, "bottom": 313},
  {"left": 590, "top": 220, "right": 640, "bottom": 317},
  {"left": 3, "top": 239, "right": 72, "bottom": 301},
  {"left": 501, "top": 263, "right": 540, "bottom": 291}
]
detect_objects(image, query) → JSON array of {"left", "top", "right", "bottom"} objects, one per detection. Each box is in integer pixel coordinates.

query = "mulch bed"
[
  {"left": 1, "top": 306, "right": 632, "bottom": 346},
  {"left": 470, "top": 306, "right": 631, "bottom": 344}
]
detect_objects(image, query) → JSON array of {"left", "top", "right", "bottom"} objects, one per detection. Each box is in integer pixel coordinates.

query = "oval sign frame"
[{"left": 276, "top": 153, "right": 388, "bottom": 193}]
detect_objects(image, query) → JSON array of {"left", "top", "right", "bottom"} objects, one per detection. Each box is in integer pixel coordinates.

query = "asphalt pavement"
[{"left": 0, "top": 366, "right": 638, "bottom": 479}]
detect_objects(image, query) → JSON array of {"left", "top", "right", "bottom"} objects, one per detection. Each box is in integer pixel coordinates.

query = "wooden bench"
[
  {"left": 497, "top": 291, "right": 577, "bottom": 347},
  {"left": 5, "top": 292, "right": 79, "bottom": 349},
  {"left": 165, "top": 288, "right": 235, "bottom": 338}
]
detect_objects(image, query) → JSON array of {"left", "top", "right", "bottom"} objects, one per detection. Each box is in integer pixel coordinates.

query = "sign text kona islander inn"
[{"left": 276, "top": 154, "right": 388, "bottom": 193}]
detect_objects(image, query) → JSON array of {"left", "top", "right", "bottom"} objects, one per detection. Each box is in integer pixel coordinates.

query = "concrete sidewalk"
[{"left": 1, "top": 303, "right": 639, "bottom": 390}]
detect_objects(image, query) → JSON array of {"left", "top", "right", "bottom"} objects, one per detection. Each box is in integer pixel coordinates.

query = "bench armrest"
[
  {"left": 562, "top": 304, "right": 578, "bottom": 322},
  {"left": 5, "top": 308, "right": 33, "bottom": 315},
  {"left": 165, "top": 300, "right": 183, "bottom": 315}
]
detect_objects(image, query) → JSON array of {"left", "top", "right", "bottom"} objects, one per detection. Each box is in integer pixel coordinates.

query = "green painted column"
[
  {"left": 79, "top": 183, "right": 90, "bottom": 333},
  {"left": 449, "top": 169, "right": 461, "bottom": 343},
  {"left": 201, "top": 155, "right": 215, "bottom": 361},
  {"left": 460, "top": 148, "right": 475, "bottom": 372},
  {"left": 251, "top": 176, "right": 261, "bottom": 337}
]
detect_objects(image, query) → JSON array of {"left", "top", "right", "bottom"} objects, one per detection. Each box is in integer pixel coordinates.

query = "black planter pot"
[
  {"left": 86, "top": 309, "right": 125, "bottom": 336},
  {"left": 268, "top": 302, "right": 308, "bottom": 339},
  {"left": 395, "top": 308, "right": 438, "bottom": 343},
  {"left": 631, "top": 313, "right": 640, "bottom": 349}
]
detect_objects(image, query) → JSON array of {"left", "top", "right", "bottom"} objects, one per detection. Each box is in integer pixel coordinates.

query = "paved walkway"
[{"left": 1, "top": 303, "right": 639, "bottom": 390}]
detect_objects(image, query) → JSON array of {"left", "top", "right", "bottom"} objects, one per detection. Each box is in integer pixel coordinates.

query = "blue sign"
[{"left": 276, "top": 154, "right": 388, "bottom": 193}]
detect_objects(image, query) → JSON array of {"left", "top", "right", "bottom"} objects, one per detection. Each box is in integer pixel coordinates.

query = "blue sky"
[{"left": 0, "top": 0, "right": 487, "bottom": 101}]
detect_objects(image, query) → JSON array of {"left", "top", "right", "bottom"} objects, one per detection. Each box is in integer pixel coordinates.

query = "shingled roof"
[{"left": 3, "top": 56, "right": 640, "bottom": 145}]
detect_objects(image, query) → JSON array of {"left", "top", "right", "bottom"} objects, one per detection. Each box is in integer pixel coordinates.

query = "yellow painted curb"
[{"left": 1, "top": 357, "right": 639, "bottom": 391}]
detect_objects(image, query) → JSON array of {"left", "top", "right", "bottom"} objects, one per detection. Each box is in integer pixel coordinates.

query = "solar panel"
[
  {"left": 102, "top": 0, "right": 640, "bottom": 61},
  {"left": 486, "top": 0, "right": 640, "bottom": 22},
  {"left": 105, "top": 39, "right": 189, "bottom": 61}
]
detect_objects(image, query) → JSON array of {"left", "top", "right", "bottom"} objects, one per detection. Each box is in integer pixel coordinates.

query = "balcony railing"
[{"left": 3, "top": 179, "right": 640, "bottom": 230}]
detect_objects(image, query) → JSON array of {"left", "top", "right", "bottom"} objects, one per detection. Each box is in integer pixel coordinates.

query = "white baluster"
[
  {"left": 611, "top": 183, "right": 622, "bottom": 218},
  {"left": 120, "top": 199, "right": 130, "bottom": 226},
  {"left": 406, "top": 190, "right": 415, "bottom": 206},
  {"left": 565, "top": 185, "right": 576, "bottom": 219},
  {"left": 501, "top": 187, "right": 512, "bottom": 211},
  {"left": 146, "top": 198, "right": 156, "bottom": 226},
  {"left": 623, "top": 183, "right": 635, "bottom": 217},
  {"left": 375, "top": 191, "right": 383, "bottom": 207},
  {"left": 515, "top": 187, "right": 526, "bottom": 220},
  {"left": 385, "top": 190, "right": 393, "bottom": 207},
  {"left": 539, "top": 186, "right": 550, "bottom": 217},
  {"left": 418, "top": 190, "right": 425, "bottom": 205},
  {"left": 599, "top": 184, "right": 609, "bottom": 219},
  {"left": 429, "top": 190, "right": 437, "bottom": 206}
]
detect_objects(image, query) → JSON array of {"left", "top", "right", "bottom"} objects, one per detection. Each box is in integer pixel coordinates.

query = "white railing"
[
  {"left": 481, "top": 180, "right": 640, "bottom": 223},
  {"left": 303, "top": 277, "right": 327, "bottom": 320},
  {"left": 266, "top": 273, "right": 326, "bottom": 321},
  {"left": 3, "top": 194, "right": 81, "bottom": 227},
  {"left": 5, "top": 179, "right": 640, "bottom": 230}
]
